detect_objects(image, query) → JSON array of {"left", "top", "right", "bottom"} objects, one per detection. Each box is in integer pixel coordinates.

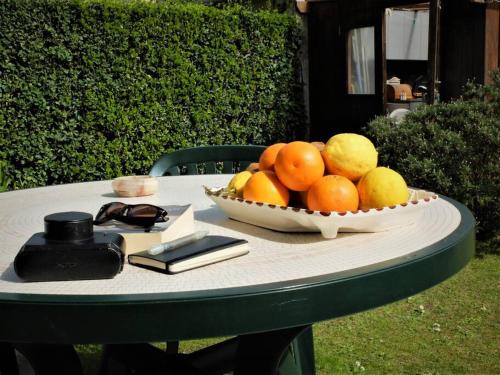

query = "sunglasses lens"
[
  {"left": 127, "top": 205, "right": 159, "bottom": 218},
  {"left": 106, "top": 202, "right": 127, "bottom": 213},
  {"left": 94, "top": 202, "right": 126, "bottom": 224}
]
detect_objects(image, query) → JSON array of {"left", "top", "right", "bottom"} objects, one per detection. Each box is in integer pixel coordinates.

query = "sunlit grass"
[{"left": 313, "top": 255, "right": 499, "bottom": 375}]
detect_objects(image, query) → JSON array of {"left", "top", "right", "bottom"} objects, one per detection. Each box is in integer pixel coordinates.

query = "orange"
[
  {"left": 307, "top": 175, "right": 359, "bottom": 212},
  {"left": 259, "top": 143, "right": 286, "bottom": 171},
  {"left": 245, "top": 162, "right": 260, "bottom": 173},
  {"left": 243, "top": 170, "right": 290, "bottom": 206},
  {"left": 274, "top": 141, "right": 325, "bottom": 191}
]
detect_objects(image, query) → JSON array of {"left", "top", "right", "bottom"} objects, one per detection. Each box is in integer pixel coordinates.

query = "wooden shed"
[{"left": 301, "top": 0, "right": 500, "bottom": 140}]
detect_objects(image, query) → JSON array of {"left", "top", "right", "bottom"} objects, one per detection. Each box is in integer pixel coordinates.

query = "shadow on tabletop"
[
  {"left": 194, "top": 205, "right": 357, "bottom": 244},
  {"left": 101, "top": 192, "right": 119, "bottom": 198},
  {"left": 1, "top": 263, "right": 22, "bottom": 283}
]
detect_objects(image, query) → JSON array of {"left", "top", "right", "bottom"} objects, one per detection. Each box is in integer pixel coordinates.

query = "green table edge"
[{"left": 0, "top": 197, "right": 475, "bottom": 344}]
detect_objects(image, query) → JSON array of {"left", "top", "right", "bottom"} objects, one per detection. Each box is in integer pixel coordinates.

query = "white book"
[{"left": 95, "top": 205, "right": 194, "bottom": 255}]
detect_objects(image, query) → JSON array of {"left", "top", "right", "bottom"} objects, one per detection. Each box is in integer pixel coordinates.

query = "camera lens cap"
[{"left": 44, "top": 212, "right": 94, "bottom": 242}]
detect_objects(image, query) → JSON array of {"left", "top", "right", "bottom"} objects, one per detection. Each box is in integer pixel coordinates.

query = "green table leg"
[
  {"left": 279, "top": 326, "right": 316, "bottom": 375},
  {"left": 0, "top": 343, "right": 20, "bottom": 375}
]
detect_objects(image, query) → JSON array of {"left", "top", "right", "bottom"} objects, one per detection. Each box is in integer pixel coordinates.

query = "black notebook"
[{"left": 128, "top": 235, "right": 249, "bottom": 274}]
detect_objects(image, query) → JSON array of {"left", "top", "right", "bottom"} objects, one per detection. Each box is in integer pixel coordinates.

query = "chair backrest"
[{"left": 149, "top": 145, "right": 266, "bottom": 176}]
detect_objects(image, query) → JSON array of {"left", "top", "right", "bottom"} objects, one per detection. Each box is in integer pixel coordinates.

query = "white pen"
[{"left": 147, "top": 230, "right": 209, "bottom": 255}]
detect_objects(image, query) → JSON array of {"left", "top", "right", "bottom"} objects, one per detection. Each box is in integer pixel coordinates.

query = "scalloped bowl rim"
[{"left": 204, "top": 186, "right": 439, "bottom": 217}]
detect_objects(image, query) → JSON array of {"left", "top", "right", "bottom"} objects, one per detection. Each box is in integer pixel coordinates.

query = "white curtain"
[{"left": 348, "top": 27, "right": 375, "bottom": 95}]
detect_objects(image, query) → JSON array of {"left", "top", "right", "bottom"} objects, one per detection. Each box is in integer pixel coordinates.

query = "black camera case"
[{"left": 14, "top": 212, "right": 124, "bottom": 282}]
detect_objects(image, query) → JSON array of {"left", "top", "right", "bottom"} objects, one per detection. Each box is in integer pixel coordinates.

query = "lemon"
[
  {"left": 227, "top": 171, "right": 253, "bottom": 197},
  {"left": 321, "top": 133, "right": 378, "bottom": 181},
  {"left": 357, "top": 167, "right": 409, "bottom": 209}
]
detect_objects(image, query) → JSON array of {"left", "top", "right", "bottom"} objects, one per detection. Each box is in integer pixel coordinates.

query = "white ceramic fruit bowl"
[{"left": 204, "top": 186, "right": 439, "bottom": 238}]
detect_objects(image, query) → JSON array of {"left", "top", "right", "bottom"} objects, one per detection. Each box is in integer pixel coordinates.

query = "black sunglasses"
[{"left": 94, "top": 202, "right": 169, "bottom": 228}]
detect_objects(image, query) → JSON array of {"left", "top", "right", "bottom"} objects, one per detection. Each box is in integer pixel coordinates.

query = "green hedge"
[
  {"left": 365, "top": 72, "right": 500, "bottom": 251},
  {"left": 0, "top": 0, "right": 304, "bottom": 189}
]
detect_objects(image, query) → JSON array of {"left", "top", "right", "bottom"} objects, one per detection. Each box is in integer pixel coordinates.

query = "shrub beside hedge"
[
  {"left": 365, "top": 72, "right": 500, "bottom": 251},
  {"left": 0, "top": 0, "right": 304, "bottom": 189}
]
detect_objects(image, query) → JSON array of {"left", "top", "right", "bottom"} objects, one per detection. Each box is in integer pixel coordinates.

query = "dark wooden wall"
[
  {"left": 440, "top": 0, "right": 486, "bottom": 100},
  {"left": 308, "top": 1, "right": 339, "bottom": 141}
]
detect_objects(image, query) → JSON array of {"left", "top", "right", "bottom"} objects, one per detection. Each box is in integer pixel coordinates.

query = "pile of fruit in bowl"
[{"left": 226, "top": 133, "right": 410, "bottom": 212}]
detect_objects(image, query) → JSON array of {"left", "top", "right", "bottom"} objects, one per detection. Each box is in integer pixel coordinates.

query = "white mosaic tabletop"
[{"left": 0, "top": 175, "right": 461, "bottom": 296}]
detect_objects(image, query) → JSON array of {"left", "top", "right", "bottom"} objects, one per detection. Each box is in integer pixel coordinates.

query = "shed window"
[{"left": 347, "top": 27, "right": 375, "bottom": 94}]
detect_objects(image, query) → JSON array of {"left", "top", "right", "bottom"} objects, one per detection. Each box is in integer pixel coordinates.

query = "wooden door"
[
  {"left": 427, "top": 0, "right": 441, "bottom": 103},
  {"left": 308, "top": 2, "right": 386, "bottom": 141},
  {"left": 335, "top": 4, "right": 385, "bottom": 135}
]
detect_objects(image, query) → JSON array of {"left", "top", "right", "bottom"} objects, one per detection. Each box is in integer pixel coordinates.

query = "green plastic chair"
[{"left": 149, "top": 145, "right": 266, "bottom": 176}]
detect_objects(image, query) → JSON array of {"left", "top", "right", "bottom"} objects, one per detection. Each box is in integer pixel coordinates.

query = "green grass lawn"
[{"left": 77, "top": 254, "right": 499, "bottom": 374}]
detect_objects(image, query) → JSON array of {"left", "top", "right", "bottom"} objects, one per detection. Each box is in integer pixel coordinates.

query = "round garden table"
[{"left": 0, "top": 175, "right": 475, "bottom": 374}]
